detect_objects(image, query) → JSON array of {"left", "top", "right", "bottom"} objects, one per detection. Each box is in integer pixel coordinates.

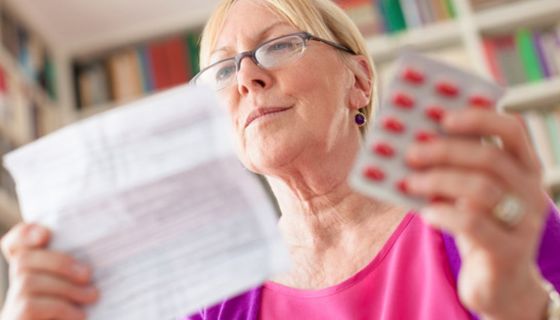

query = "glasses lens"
[
  {"left": 256, "top": 35, "right": 305, "bottom": 69},
  {"left": 196, "top": 59, "right": 237, "bottom": 90}
]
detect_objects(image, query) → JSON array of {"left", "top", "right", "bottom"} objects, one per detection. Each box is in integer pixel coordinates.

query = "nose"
[{"left": 236, "top": 54, "right": 272, "bottom": 96}]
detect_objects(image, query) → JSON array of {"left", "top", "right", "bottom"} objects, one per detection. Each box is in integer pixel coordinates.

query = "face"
[{"left": 211, "top": 0, "right": 367, "bottom": 175}]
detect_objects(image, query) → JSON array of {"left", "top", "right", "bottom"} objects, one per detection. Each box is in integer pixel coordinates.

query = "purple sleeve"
[
  {"left": 184, "top": 287, "right": 262, "bottom": 320},
  {"left": 537, "top": 201, "right": 560, "bottom": 291}
]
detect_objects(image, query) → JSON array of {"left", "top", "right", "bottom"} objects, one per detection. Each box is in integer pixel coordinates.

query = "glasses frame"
[{"left": 191, "top": 31, "right": 356, "bottom": 88}]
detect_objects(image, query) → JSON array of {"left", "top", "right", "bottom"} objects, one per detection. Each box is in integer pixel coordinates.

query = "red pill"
[
  {"left": 402, "top": 68, "right": 425, "bottom": 85},
  {"left": 415, "top": 131, "right": 437, "bottom": 143},
  {"left": 372, "top": 142, "right": 395, "bottom": 157},
  {"left": 396, "top": 179, "right": 409, "bottom": 194},
  {"left": 436, "top": 81, "right": 459, "bottom": 97},
  {"left": 425, "top": 106, "right": 446, "bottom": 123},
  {"left": 393, "top": 92, "right": 415, "bottom": 109},
  {"left": 363, "top": 166, "right": 385, "bottom": 181},
  {"left": 469, "top": 95, "right": 493, "bottom": 109},
  {"left": 382, "top": 117, "right": 406, "bottom": 134}
]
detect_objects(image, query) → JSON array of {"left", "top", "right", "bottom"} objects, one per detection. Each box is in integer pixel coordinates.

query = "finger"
[
  {"left": 419, "top": 203, "right": 509, "bottom": 248},
  {"left": 442, "top": 108, "right": 539, "bottom": 171},
  {"left": 17, "top": 296, "right": 86, "bottom": 320},
  {"left": 12, "top": 272, "right": 99, "bottom": 305},
  {"left": 1, "top": 223, "right": 50, "bottom": 261},
  {"left": 406, "top": 137, "right": 533, "bottom": 193},
  {"left": 11, "top": 250, "right": 92, "bottom": 285},
  {"left": 407, "top": 169, "right": 504, "bottom": 211}
]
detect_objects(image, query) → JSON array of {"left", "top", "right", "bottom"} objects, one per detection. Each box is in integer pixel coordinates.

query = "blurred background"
[{"left": 0, "top": 0, "right": 559, "bottom": 307}]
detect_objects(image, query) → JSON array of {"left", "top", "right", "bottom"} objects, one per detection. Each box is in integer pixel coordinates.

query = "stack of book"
[
  {"left": 0, "top": 11, "right": 57, "bottom": 100},
  {"left": 333, "top": 0, "right": 456, "bottom": 36},
  {"left": 522, "top": 105, "right": 560, "bottom": 169},
  {"left": 483, "top": 25, "right": 560, "bottom": 86},
  {"left": 74, "top": 32, "right": 200, "bottom": 110}
]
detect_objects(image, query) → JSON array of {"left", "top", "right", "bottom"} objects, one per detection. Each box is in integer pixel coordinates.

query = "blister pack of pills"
[{"left": 349, "top": 51, "right": 505, "bottom": 209}]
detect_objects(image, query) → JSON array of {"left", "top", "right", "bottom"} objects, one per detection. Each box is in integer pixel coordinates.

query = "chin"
[{"left": 240, "top": 139, "right": 301, "bottom": 175}]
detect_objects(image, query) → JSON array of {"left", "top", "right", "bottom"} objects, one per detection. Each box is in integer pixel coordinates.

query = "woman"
[{"left": 2, "top": 0, "right": 559, "bottom": 319}]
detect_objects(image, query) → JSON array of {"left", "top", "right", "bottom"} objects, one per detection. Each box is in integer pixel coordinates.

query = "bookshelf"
[{"left": 0, "top": 0, "right": 559, "bottom": 229}]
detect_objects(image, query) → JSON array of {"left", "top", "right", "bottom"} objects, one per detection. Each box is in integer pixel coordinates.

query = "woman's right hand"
[{"left": 0, "top": 223, "right": 99, "bottom": 320}]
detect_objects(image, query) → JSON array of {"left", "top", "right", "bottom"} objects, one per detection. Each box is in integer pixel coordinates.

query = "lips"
[{"left": 244, "top": 106, "right": 293, "bottom": 128}]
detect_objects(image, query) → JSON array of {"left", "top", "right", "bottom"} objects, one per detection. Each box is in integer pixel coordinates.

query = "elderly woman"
[{"left": 2, "top": 0, "right": 560, "bottom": 319}]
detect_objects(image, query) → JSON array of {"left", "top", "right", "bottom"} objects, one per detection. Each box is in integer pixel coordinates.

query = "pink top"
[{"left": 259, "top": 213, "right": 472, "bottom": 319}]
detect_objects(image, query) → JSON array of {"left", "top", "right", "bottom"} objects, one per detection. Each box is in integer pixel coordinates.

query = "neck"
[{"left": 266, "top": 162, "right": 400, "bottom": 251}]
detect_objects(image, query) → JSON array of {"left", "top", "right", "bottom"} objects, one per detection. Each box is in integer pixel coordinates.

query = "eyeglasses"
[{"left": 191, "top": 32, "right": 356, "bottom": 91}]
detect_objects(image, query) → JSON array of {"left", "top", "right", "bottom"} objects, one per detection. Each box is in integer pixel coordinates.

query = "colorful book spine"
[
  {"left": 399, "top": 0, "right": 423, "bottom": 29},
  {"left": 516, "top": 28, "right": 545, "bottom": 82},
  {"left": 378, "top": 0, "right": 407, "bottom": 33},
  {"left": 137, "top": 46, "right": 154, "bottom": 93},
  {"left": 482, "top": 38, "right": 504, "bottom": 84},
  {"left": 186, "top": 33, "right": 200, "bottom": 76},
  {"left": 164, "top": 37, "right": 190, "bottom": 86},
  {"left": 533, "top": 31, "right": 552, "bottom": 79}
]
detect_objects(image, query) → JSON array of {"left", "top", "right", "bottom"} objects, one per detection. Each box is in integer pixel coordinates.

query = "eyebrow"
[{"left": 211, "top": 21, "right": 293, "bottom": 57}]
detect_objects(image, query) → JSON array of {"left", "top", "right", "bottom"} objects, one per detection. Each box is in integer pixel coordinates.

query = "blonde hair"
[{"left": 199, "top": 0, "right": 377, "bottom": 133}]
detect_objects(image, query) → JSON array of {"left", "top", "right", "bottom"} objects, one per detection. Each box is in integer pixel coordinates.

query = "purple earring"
[{"left": 355, "top": 112, "right": 367, "bottom": 127}]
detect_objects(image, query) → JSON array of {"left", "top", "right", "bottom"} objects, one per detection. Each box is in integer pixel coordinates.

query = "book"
[
  {"left": 540, "top": 32, "right": 559, "bottom": 76},
  {"left": 148, "top": 41, "right": 172, "bottom": 90},
  {"left": 378, "top": 0, "right": 407, "bottom": 33},
  {"left": 516, "top": 28, "right": 544, "bottom": 82},
  {"left": 186, "top": 33, "right": 200, "bottom": 76},
  {"left": 482, "top": 37, "right": 505, "bottom": 84},
  {"left": 77, "top": 61, "right": 110, "bottom": 109},
  {"left": 164, "top": 37, "right": 190, "bottom": 87},
  {"left": 399, "top": 0, "right": 423, "bottom": 28},
  {"left": 106, "top": 49, "right": 143, "bottom": 102},
  {"left": 137, "top": 46, "right": 154, "bottom": 93},
  {"left": 336, "top": 0, "right": 383, "bottom": 37},
  {"left": 416, "top": 0, "right": 436, "bottom": 25},
  {"left": 493, "top": 35, "right": 526, "bottom": 85},
  {"left": 532, "top": 30, "right": 552, "bottom": 79}
]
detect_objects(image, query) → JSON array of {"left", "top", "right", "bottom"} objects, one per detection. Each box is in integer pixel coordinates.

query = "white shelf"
[
  {"left": 367, "top": 20, "right": 462, "bottom": 62},
  {"left": 476, "top": 0, "right": 560, "bottom": 33},
  {"left": 501, "top": 77, "right": 560, "bottom": 112},
  {"left": 545, "top": 167, "right": 560, "bottom": 190}
]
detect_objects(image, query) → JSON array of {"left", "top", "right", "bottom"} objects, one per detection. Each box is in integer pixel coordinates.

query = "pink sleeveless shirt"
[{"left": 259, "top": 213, "right": 471, "bottom": 319}]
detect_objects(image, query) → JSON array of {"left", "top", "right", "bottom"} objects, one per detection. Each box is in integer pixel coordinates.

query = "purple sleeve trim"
[{"left": 185, "top": 286, "right": 262, "bottom": 320}]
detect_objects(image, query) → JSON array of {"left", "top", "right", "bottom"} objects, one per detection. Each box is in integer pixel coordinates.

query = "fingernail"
[
  {"left": 72, "top": 263, "right": 90, "bottom": 278},
  {"left": 27, "top": 227, "right": 45, "bottom": 245}
]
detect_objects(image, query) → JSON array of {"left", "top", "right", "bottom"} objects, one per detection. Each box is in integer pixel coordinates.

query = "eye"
[
  {"left": 266, "top": 40, "right": 296, "bottom": 53},
  {"left": 215, "top": 64, "right": 235, "bottom": 82}
]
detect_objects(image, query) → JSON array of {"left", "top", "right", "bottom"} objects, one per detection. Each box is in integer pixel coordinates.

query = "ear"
[{"left": 346, "top": 55, "right": 373, "bottom": 111}]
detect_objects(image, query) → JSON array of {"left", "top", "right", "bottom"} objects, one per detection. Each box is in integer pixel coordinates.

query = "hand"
[
  {"left": 405, "top": 108, "right": 550, "bottom": 319},
  {"left": 0, "top": 223, "right": 99, "bottom": 320}
]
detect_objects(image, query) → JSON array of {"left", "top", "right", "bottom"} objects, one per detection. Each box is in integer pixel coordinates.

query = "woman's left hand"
[{"left": 405, "top": 107, "right": 550, "bottom": 319}]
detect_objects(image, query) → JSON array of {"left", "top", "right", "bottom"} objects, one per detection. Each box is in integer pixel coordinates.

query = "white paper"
[{"left": 3, "top": 85, "right": 290, "bottom": 319}]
